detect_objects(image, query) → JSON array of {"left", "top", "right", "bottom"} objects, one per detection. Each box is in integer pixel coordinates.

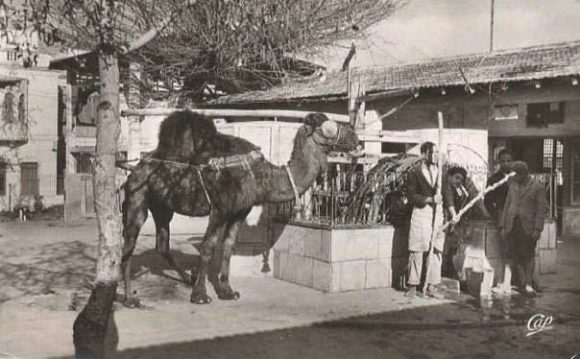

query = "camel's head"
[{"left": 303, "top": 113, "right": 361, "bottom": 156}]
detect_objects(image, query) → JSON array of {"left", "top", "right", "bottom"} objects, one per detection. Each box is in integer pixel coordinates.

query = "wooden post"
[
  {"left": 348, "top": 68, "right": 357, "bottom": 127},
  {"left": 489, "top": 0, "right": 495, "bottom": 52},
  {"left": 423, "top": 111, "right": 445, "bottom": 296}
]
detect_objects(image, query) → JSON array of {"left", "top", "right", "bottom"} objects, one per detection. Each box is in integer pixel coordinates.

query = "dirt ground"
[
  {"left": 1, "top": 218, "right": 579, "bottom": 359},
  {"left": 110, "top": 239, "right": 580, "bottom": 359}
]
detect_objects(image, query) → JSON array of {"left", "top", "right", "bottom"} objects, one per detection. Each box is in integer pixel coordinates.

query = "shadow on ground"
[
  {"left": 0, "top": 240, "right": 95, "bottom": 303},
  {"left": 69, "top": 290, "right": 580, "bottom": 359}
]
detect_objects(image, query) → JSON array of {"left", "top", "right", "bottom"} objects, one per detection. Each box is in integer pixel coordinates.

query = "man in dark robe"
[
  {"left": 485, "top": 149, "right": 513, "bottom": 219},
  {"left": 499, "top": 161, "right": 547, "bottom": 294}
]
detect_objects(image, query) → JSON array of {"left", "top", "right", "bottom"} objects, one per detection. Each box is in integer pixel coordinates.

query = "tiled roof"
[{"left": 211, "top": 40, "right": 580, "bottom": 105}]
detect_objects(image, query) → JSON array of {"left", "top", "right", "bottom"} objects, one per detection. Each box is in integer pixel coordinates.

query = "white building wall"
[{"left": 0, "top": 66, "right": 66, "bottom": 211}]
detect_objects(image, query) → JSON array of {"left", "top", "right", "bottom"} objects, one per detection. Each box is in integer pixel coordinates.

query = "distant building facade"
[
  {"left": 208, "top": 41, "right": 580, "bottom": 237},
  {"left": 0, "top": 13, "right": 66, "bottom": 212}
]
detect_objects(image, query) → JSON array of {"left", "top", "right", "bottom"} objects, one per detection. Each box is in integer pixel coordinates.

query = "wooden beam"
[
  {"left": 120, "top": 107, "right": 350, "bottom": 122},
  {"left": 357, "top": 130, "right": 420, "bottom": 143}
]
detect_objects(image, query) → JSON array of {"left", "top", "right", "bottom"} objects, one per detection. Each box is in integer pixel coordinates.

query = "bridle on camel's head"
[
  {"left": 303, "top": 113, "right": 359, "bottom": 153},
  {"left": 284, "top": 113, "right": 361, "bottom": 219}
]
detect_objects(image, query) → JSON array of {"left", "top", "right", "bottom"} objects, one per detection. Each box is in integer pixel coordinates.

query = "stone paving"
[{"left": 0, "top": 218, "right": 450, "bottom": 359}]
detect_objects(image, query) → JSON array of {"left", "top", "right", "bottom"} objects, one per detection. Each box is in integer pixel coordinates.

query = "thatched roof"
[{"left": 210, "top": 40, "right": 580, "bottom": 105}]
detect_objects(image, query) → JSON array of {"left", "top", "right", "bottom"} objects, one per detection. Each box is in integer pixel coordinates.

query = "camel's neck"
[{"left": 267, "top": 137, "right": 327, "bottom": 203}]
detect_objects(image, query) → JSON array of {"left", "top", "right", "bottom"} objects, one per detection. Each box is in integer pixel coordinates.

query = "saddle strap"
[{"left": 195, "top": 167, "right": 212, "bottom": 208}]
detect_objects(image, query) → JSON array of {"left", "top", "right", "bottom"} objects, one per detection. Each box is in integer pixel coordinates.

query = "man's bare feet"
[
  {"left": 405, "top": 285, "right": 417, "bottom": 299},
  {"left": 426, "top": 284, "right": 445, "bottom": 299}
]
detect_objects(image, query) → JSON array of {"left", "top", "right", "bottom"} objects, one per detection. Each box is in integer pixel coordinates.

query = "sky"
[{"left": 316, "top": 0, "right": 580, "bottom": 70}]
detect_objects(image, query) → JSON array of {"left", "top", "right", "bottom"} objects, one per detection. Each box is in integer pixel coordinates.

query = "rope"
[
  {"left": 118, "top": 151, "right": 263, "bottom": 209},
  {"left": 284, "top": 165, "right": 301, "bottom": 214},
  {"left": 195, "top": 167, "right": 212, "bottom": 208}
]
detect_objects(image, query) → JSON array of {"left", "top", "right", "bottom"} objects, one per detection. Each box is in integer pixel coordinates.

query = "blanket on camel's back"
[
  {"left": 207, "top": 150, "right": 264, "bottom": 172},
  {"left": 118, "top": 149, "right": 264, "bottom": 172}
]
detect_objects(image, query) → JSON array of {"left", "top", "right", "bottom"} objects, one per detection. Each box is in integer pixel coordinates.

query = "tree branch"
[{"left": 121, "top": 0, "right": 196, "bottom": 54}]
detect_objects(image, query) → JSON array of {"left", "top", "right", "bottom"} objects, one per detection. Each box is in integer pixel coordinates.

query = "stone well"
[{"left": 272, "top": 222, "right": 409, "bottom": 292}]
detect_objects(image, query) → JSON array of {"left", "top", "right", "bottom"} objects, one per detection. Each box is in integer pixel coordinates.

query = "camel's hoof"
[
  {"left": 190, "top": 293, "right": 212, "bottom": 304},
  {"left": 122, "top": 296, "right": 142, "bottom": 309},
  {"left": 218, "top": 291, "right": 240, "bottom": 300}
]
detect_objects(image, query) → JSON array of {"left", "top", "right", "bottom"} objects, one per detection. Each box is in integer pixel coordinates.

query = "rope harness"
[{"left": 120, "top": 150, "right": 264, "bottom": 209}]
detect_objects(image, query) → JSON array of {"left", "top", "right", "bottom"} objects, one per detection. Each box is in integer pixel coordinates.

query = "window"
[
  {"left": 76, "top": 91, "right": 99, "bottom": 126},
  {"left": 3, "top": 91, "right": 14, "bottom": 123},
  {"left": 20, "top": 162, "right": 39, "bottom": 196},
  {"left": 527, "top": 102, "right": 565, "bottom": 127},
  {"left": 381, "top": 142, "right": 407, "bottom": 154},
  {"left": 542, "top": 139, "right": 564, "bottom": 170},
  {"left": 75, "top": 153, "right": 93, "bottom": 174},
  {"left": 0, "top": 162, "right": 6, "bottom": 196},
  {"left": 493, "top": 105, "right": 519, "bottom": 121}
]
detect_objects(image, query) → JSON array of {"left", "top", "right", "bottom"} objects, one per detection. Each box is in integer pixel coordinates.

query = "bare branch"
[{"left": 121, "top": 0, "right": 196, "bottom": 54}]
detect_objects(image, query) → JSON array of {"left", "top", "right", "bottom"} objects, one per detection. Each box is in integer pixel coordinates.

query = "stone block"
[
  {"left": 339, "top": 260, "right": 366, "bottom": 291},
  {"left": 287, "top": 226, "right": 308, "bottom": 256},
  {"left": 331, "top": 229, "right": 380, "bottom": 262},
  {"left": 377, "top": 226, "right": 395, "bottom": 258},
  {"left": 273, "top": 250, "right": 287, "bottom": 281},
  {"left": 538, "top": 248, "right": 557, "bottom": 274},
  {"left": 365, "top": 258, "right": 392, "bottom": 289},
  {"left": 304, "top": 228, "right": 323, "bottom": 259},
  {"left": 294, "top": 255, "right": 314, "bottom": 287},
  {"left": 312, "top": 259, "right": 339, "bottom": 292},
  {"left": 281, "top": 252, "right": 298, "bottom": 283},
  {"left": 272, "top": 225, "right": 291, "bottom": 252},
  {"left": 320, "top": 230, "right": 332, "bottom": 262}
]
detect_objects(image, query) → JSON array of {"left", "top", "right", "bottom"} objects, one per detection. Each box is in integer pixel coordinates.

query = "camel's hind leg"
[
  {"left": 217, "top": 209, "right": 251, "bottom": 300},
  {"left": 121, "top": 191, "right": 148, "bottom": 307},
  {"left": 191, "top": 212, "right": 227, "bottom": 304},
  {"left": 150, "top": 204, "right": 190, "bottom": 284}
]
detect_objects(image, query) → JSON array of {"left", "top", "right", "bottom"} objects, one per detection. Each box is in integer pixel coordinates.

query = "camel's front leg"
[
  {"left": 191, "top": 215, "right": 226, "bottom": 304},
  {"left": 217, "top": 217, "right": 246, "bottom": 300}
]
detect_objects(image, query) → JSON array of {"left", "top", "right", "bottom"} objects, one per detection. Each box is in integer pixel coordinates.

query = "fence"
[
  {"left": 274, "top": 156, "right": 418, "bottom": 228},
  {"left": 274, "top": 159, "right": 555, "bottom": 229}
]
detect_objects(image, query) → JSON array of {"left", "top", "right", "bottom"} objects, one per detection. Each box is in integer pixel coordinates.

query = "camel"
[{"left": 120, "top": 110, "right": 360, "bottom": 305}]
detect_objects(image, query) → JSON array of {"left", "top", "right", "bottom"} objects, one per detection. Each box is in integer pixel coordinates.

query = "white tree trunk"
[
  {"left": 94, "top": 53, "right": 123, "bottom": 283},
  {"left": 73, "top": 53, "right": 122, "bottom": 358}
]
